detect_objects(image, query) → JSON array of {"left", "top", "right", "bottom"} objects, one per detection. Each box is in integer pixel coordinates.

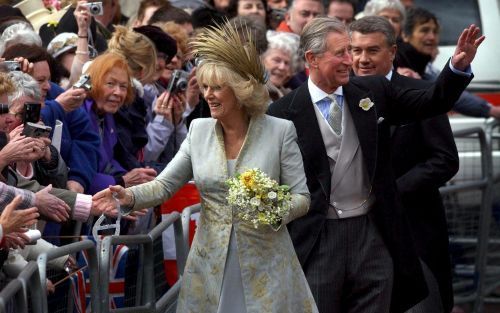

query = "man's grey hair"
[
  {"left": 0, "top": 23, "right": 42, "bottom": 56},
  {"left": 299, "top": 17, "right": 346, "bottom": 59},
  {"left": 363, "top": 0, "right": 405, "bottom": 21},
  {"left": 7, "top": 71, "right": 42, "bottom": 103},
  {"left": 349, "top": 16, "right": 397, "bottom": 47}
]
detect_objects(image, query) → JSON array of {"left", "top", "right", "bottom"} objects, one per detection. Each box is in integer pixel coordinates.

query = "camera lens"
[
  {"left": 90, "top": 4, "right": 99, "bottom": 14},
  {"left": 177, "top": 79, "right": 188, "bottom": 92}
]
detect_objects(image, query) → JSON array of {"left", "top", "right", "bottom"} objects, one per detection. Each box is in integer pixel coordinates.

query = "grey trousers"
[{"left": 304, "top": 213, "right": 394, "bottom": 313}]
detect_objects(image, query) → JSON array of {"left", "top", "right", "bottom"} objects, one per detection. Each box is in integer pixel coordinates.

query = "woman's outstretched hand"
[{"left": 92, "top": 185, "right": 133, "bottom": 216}]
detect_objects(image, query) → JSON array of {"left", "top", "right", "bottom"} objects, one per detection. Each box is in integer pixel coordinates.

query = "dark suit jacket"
[
  {"left": 267, "top": 64, "right": 471, "bottom": 313},
  {"left": 390, "top": 72, "right": 459, "bottom": 313}
]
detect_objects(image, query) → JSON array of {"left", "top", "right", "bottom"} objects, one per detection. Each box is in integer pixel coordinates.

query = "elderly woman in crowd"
[
  {"left": 81, "top": 52, "right": 157, "bottom": 195},
  {"left": 93, "top": 21, "right": 317, "bottom": 313},
  {"left": 262, "top": 30, "right": 300, "bottom": 101},
  {"left": 363, "top": 0, "right": 405, "bottom": 37},
  {"left": 2, "top": 43, "right": 99, "bottom": 194},
  {"left": 3, "top": 71, "right": 68, "bottom": 188}
]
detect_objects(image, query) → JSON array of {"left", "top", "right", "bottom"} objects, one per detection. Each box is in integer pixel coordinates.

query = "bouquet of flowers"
[{"left": 226, "top": 168, "right": 292, "bottom": 229}]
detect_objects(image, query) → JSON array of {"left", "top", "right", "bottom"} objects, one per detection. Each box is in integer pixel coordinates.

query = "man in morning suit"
[
  {"left": 267, "top": 17, "right": 484, "bottom": 313},
  {"left": 349, "top": 16, "right": 459, "bottom": 313}
]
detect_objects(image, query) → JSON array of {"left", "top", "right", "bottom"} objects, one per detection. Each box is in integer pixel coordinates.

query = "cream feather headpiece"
[{"left": 191, "top": 20, "right": 267, "bottom": 84}]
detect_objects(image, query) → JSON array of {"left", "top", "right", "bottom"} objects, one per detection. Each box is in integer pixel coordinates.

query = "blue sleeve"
[
  {"left": 42, "top": 101, "right": 100, "bottom": 191},
  {"left": 65, "top": 108, "right": 100, "bottom": 191},
  {"left": 452, "top": 91, "right": 491, "bottom": 118},
  {"left": 46, "top": 82, "right": 64, "bottom": 100}
]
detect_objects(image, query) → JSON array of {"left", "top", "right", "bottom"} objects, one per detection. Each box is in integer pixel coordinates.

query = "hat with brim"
[
  {"left": 47, "top": 32, "right": 78, "bottom": 58},
  {"left": 133, "top": 25, "right": 177, "bottom": 62},
  {"left": 14, "top": 0, "right": 69, "bottom": 32}
]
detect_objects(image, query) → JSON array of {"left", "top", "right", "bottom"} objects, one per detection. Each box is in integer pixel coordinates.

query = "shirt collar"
[
  {"left": 385, "top": 69, "right": 393, "bottom": 81},
  {"left": 308, "top": 77, "right": 343, "bottom": 104}
]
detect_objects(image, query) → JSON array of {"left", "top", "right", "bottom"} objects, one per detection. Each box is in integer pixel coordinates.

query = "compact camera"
[
  {"left": 166, "top": 70, "right": 189, "bottom": 94},
  {"left": 0, "top": 60, "right": 21, "bottom": 72},
  {"left": 83, "top": 2, "right": 103, "bottom": 16},
  {"left": 73, "top": 74, "right": 92, "bottom": 91},
  {"left": 22, "top": 122, "right": 52, "bottom": 138},
  {"left": 23, "top": 102, "right": 41, "bottom": 124}
]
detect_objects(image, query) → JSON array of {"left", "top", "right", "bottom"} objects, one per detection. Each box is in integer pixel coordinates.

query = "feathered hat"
[{"left": 191, "top": 19, "right": 267, "bottom": 84}]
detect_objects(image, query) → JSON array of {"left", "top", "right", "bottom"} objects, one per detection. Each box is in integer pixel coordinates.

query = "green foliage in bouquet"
[{"left": 226, "top": 168, "right": 292, "bottom": 229}]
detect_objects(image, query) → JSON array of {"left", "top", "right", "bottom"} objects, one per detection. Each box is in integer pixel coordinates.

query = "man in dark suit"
[
  {"left": 267, "top": 17, "right": 483, "bottom": 313},
  {"left": 349, "top": 16, "right": 459, "bottom": 313}
]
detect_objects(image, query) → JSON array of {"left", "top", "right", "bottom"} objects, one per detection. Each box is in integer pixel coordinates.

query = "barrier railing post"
[
  {"left": 97, "top": 211, "right": 182, "bottom": 313},
  {"left": 37, "top": 240, "right": 100, "bottom": 313},
  {"left": 441, "top": 126, "right": 493, "bottom": 312},
  {"left": 179, "top": 204, "right": 201, "bottom": 275}
]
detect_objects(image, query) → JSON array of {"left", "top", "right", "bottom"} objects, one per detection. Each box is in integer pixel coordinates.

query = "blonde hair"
[
  {"left": 197, "top": 62, "right": 269, "bottom": 117},
  {"left": 158, "top": 21, "right": 189, "bottom": 56},
  {"left": 0, "top": 72, "right": 16, "bottom": 97},
  {"left": 107, "top": 25, "right": 157, "bottom": 84}
]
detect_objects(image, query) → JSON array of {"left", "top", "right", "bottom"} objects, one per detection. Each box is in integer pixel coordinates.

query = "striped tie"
[{"left": 326, "top": 95, "right": 342, "bottom": 136}]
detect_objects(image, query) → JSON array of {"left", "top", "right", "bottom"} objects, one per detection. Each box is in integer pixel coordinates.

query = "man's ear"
[
  {"left": 304, "top": 50, "right": 316, "bottom": 68},
  {"left": 389, "top": 44, "right": 397, "bottom": 61},
  {"left": 284, "top": 11, "right": 291, "bottom": 26}
]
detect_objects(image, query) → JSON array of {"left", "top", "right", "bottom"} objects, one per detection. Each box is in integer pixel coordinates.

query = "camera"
[
  {"left": 0, "top": 61, "right": 21, "bottom": 72},
  {"left": 23, "top": 102, "right": 41, "bottom": 124},
  {"left": 83, "top": 2, "right": 103, "bottom": 16},
  {"left": 270, "top": 8, "right": 286, "bottom": 24},
  {"left": 22, "top": 122, "right": 52, "bottom": 138},
  {"left": 166, "top": 70, "right": 189, "bottom": 94},
  {"left": 0, "top": 103, "right": 9, "bottom": 114},
  {"left": 73, "top": 74, "right": 92, "bottom": 91}
]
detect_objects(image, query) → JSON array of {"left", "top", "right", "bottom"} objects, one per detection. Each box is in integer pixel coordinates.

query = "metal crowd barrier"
[
  {"left": 0, "top": 261, "right": 43, "bottom": 313},
  {"left": 441, "top": 122, "right": 496, "bottom": 312},
  {"left": 179, "top": 203, "right": 201, "bottom": 275},
  {"left": 37, "top": 239, "right": 100, "bottom": 313},
  {"left": 98, "top": 211, "right": 184, "bottom": 313},
  {"left": 482, "top": 119, "right": 500, "bottom": 305}
]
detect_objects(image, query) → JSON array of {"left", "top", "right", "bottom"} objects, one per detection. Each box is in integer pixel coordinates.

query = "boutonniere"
[{"left": 359, "top": 98, "right": 374, "bottom": 111}]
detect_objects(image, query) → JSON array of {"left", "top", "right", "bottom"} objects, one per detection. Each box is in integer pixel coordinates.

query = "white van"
[{"left": 415, "top": 0, "right": 500, "bottom": 105}]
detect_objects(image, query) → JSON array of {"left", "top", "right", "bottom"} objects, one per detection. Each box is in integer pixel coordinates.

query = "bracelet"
[
  {"left": 75, "top": 50, "right": 89, "bottom": 55},
  {"left": 78, "top": 35, "right": 88, "bottom": 38}
]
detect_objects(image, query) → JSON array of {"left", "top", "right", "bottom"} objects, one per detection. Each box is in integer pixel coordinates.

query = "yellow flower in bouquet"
[{"left": 226, "top": 168, "right": 292, "bottom": 229}]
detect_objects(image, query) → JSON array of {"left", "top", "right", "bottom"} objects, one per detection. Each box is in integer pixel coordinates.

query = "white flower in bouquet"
[{"left": 226, "top": 168, "right": 292, "bottom": 229}]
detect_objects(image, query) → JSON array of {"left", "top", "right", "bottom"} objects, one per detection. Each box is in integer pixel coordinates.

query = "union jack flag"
[{"left": 70, "top": 236, "right": 129, "bottom": 312}]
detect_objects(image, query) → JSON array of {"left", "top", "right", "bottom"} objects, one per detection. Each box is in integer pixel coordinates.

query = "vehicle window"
[{"left": 414, "top": 0, "right": 482, "bottom": 46}]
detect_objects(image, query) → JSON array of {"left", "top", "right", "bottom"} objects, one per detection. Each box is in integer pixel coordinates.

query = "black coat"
[
  {"left": 390, "top": 72, "right": 458, "bottom": 312},
  {"left": 267, "top": 64, "right": 471, "bottom": 313}
]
